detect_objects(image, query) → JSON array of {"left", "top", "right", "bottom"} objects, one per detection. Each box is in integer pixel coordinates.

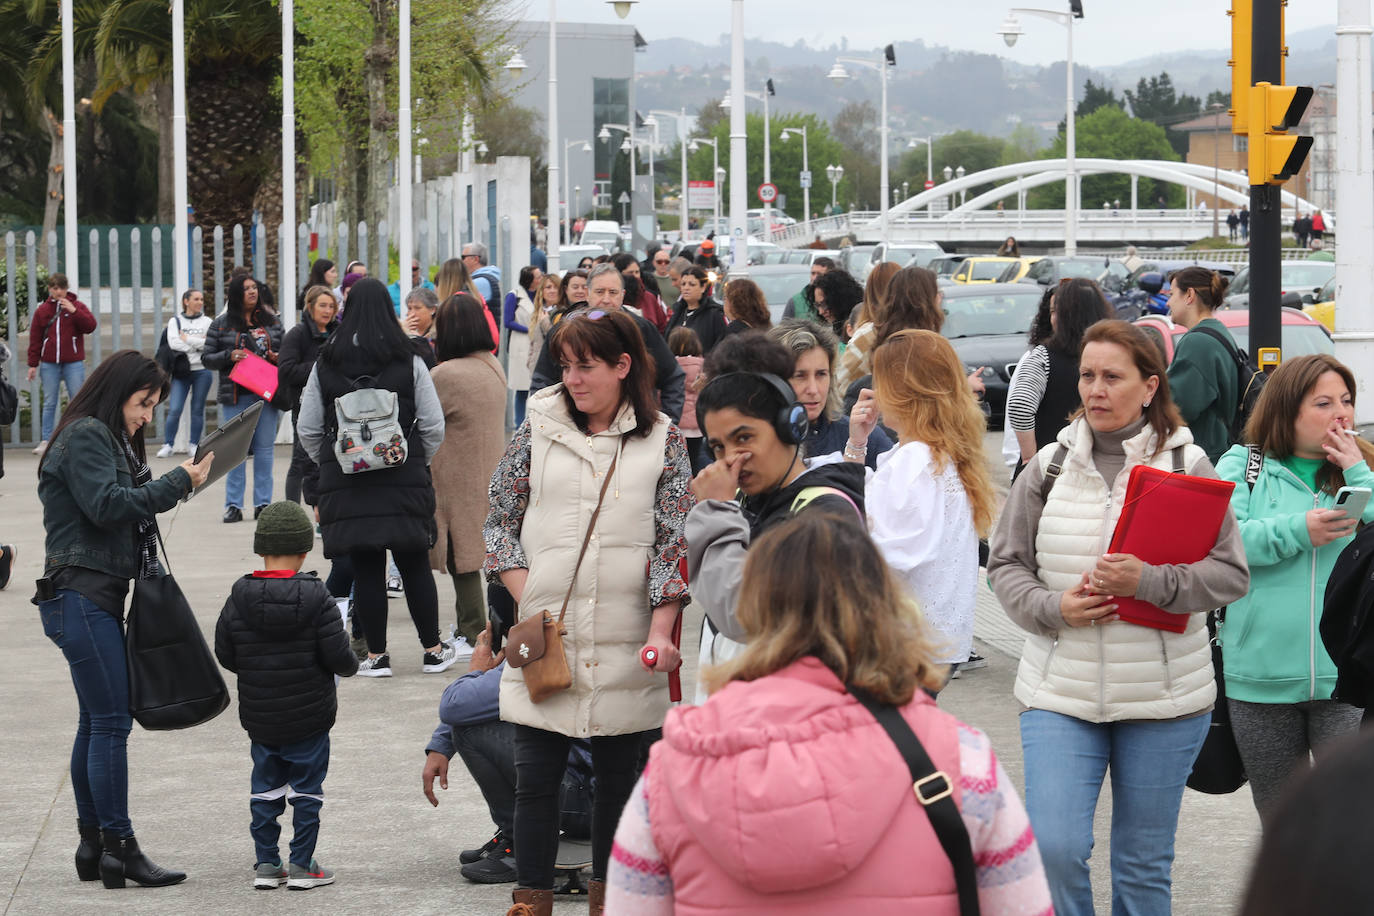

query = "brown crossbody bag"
[{"left": 506, "top": 446, "right": 619, "bottom": 703}]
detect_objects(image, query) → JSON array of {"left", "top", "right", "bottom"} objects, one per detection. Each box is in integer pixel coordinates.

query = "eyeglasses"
[
  {"left": 653, "top": 258, "right": 669, "bottom": 265},
  {"left": 568, "top": 308, "right": 609, "bottom": 321}
]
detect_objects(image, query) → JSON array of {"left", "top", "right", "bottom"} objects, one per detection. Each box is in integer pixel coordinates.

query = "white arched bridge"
[{"left": 771, "top": 158, "right": 1328, "bottom": 249}]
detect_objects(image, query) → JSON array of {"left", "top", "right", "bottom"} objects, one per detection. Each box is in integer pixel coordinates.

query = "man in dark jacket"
[
  {"left": 215, "top": 501, "right": 358, "bottom": 890},
  {"left": 528, "top": 262, "right": 685, "bottom": 421}
]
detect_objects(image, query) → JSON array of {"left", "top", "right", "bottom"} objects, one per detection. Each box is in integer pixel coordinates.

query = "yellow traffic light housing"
[
  {"left": 1228, "top": 1, "right": 1252, "bottom": 134},
  {"left": 1248, "top": 82, "right": 1313, "bottom": 186}
]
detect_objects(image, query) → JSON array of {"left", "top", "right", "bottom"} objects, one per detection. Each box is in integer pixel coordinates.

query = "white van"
[{"left": 578, "top": 220, "right": 622, "bottom": 253}]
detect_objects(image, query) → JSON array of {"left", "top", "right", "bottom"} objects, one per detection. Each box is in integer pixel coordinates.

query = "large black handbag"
[
  {"left": 1187, "top": 609, "right": 1247, "bottom": 794},
  {"left": 126, "top": 532, "right": 230, "bottom": 730}
]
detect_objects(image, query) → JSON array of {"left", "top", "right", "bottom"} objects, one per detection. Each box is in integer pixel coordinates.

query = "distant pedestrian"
[
  {"left": 1165, "top": 267, "right": 1238, "bottom": 463},
  {"left": 1240, "top": 205, "right": 1250, "bottom": 240},
  {"left": 155, "top": 289, "right": 214, "bottom": 459},
  {"left": 504, "top": 266, "right": 541, "bottom": 425},
  {"left": 214, "top": 500, "right": 357, "bottom": 890},
  {"left": 389, "top": 259, "right": 437, "bottom": 316},
  {"left": 668, "top": 327, "right": 706, "bottom": 474},
  {"left": 1311, "top": 209, "right": 1326, "bottom": 240},
  {"left": 298, "top": 259, "right": 337, "bottom": 315},
  {"left": 277, "top": 285, "right": 339, "bottom": 503},
  {"left": 26, "top": 272, "right": 97, "bottom": 451},
  {"left": 201, "top": 274, "right": 284, "bottom": 522},
  {"left": 997, "top": 235, "right": 1021, "bottom": 257},
  {"left": 1227, "top": 210, "right": 1240, "bottom": 242},
  {"left": 720, "top": 277, "right": 772, "bottom": 336}
]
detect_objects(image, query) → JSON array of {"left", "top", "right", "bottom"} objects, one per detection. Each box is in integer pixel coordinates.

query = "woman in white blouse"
[{"left": 847, "top": 329, "right": 996, "bottom": 670}]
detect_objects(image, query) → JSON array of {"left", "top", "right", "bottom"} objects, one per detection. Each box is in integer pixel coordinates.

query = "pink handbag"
[{"left": 229, "top": 352, "right": 279, "bottom": 401}]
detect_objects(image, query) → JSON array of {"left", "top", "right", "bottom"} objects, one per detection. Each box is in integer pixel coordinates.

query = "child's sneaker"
[
  {"left": 357, "top": 654, "right": 392, "bottom": 677},
  {"left": 422, "top": 643, "right": 460, "bottom": 673},
  {"left": 287, "top": 859, "right": 335, "bottom": 890},
  {"left": 254, "top": 862, "right": 288, "bottom": 889}
]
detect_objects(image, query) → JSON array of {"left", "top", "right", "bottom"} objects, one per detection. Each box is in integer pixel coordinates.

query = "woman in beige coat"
[
  {"left": 485, "top": 305, "right": 692, "bottom": 916},
  {"left": 429, "top": 294, "right": 507, "bottom": 652}
]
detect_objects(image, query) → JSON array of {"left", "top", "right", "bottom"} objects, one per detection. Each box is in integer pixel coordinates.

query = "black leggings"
[
  {"left": 350, "top": 548, "right": 438, "bottom": 654},
  {"left": 513, "top": 724, "right": 647, "bottom": 887}
]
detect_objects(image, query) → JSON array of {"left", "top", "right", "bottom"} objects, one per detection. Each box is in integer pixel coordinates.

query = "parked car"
[
  {"left": 578, "top": 219, "right": 623, "bottom": 253},
  {"left": 743, "top": 263, "right": 815, "bottom": 323},
  {"left": 939, "top": 283, "right": 1047, "bottom": 428},
  {"left": 927, "top": 254, "right": 971, "bottom": 280},
  {"left": 1133, "top": 307, "right": 1332, "bottom": 364},
  {"left": 558, "top": 243, "right": 612, "bottom": 266},
  {"left": 1224, "top": 261, "right": 1336, "bottom": 309},
  {"left": 841, "top": 244, "right": 878, "bottom": 280},
  {"left": 1020, "top": 255, "right": 1128, "bottom": 291},
  {"left": 1305, "top": 276, "right": 1337, "bottom": 330},
  {"left": 949, "top": 257, "right": 1023, "bottom": 285},
  {"left": 869, "top": 241, "right": 945, "bottom": 270},
  {"left": 781, "top": 248, "right": 840, "bottom": 266}
]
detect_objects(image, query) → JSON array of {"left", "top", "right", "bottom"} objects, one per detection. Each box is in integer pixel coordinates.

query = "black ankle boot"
[
  {"left": 97, "top": 832, "right": 187, "bottom": 889},
  {"left": 75, "top": 822, "right": 102, "bottom": 881}
]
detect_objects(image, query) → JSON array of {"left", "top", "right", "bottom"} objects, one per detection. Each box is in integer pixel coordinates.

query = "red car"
[{"left": 1133, "top": 307, "right": 1332, "bottom": 364}]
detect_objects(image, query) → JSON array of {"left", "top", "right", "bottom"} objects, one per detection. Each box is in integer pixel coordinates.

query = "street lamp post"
[
  {"left": 648, "top": 108, "right": 690, "bottom": 241},
  {"left": 828, "top": 45, "right": 896, "bottom": 244},
  {"left": 689, "top": 136, "right": 722, "bottom": 235},
  {"left": 723, "top": 79, "right": 776, "bottom": 236},
  {"left": 780, "top": 126, "right": 810, "bottom": 225},
  {"left": 956, "top": 165, "right": 966, "bottom": 207},
  {"left": 1209, "top": 101, "right": 1223, "bottom": 239},
  {"left": 727, "top": 0, "right": 747, "bottom": 273},
  {"left": 998, "top": 2, "right": 1083, "bottom": 255},
  {"left": 563, "top": 139, "right": 591, "bottom": 242},
  {"left": 826, "top": 163, "right": 844, "bottom": 213}
]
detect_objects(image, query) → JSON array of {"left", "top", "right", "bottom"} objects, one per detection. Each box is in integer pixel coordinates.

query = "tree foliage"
[
  {"left": 1124, "top": 72, "right": 1201, "bottom": 157},
  {"left": 1029, "top": 104, "right": 1183, "bottom": 209}
]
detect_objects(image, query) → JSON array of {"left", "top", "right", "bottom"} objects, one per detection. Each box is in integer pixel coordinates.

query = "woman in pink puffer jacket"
[{"left": 607, "top": 511, "right": 1052, "bottom": 916}]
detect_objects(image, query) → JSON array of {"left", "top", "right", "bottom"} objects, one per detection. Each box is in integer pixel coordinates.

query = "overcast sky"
[{"left": 536, "top": 0, "right": 1337, "bottom": 68}]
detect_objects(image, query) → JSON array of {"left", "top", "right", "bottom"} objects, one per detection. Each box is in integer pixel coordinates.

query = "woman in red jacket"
[{"left": 26, "top": 272, "right": 98, "bottom": 450}]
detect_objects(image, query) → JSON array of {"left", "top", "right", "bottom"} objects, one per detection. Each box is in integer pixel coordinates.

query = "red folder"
[
  {"left": 1106, "top": 465, "right": 1236, "bottom": 633},
  {"left": 228, "top": 352, "right": 279, "bottom": 401}
]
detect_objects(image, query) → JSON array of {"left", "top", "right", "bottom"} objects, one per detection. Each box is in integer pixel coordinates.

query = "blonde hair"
[
  {"left": 434, "top": 258, "right": 480, "bottom": 302},
  {"left": 704, "top": 511, "right": 947, "bottom": 701},
  {"left": 872, "top": 329, "right": 996, "bottom": 536},
  {"left": 854, "top": 260, "right": 901, "bottom": 330},
  {"left": 303, "top": 285, "right": 337, "bottom": 320},
  {"left": 769, "top": 319, "right": 843, "bottom": 421},
  {"left": 535, "top": 272, "right": 561, "bottom": 310}
]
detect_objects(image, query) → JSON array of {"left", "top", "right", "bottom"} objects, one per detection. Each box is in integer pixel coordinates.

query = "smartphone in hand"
[{"left": 1335, "top": 486, "right": 1372, "bottom": 521}]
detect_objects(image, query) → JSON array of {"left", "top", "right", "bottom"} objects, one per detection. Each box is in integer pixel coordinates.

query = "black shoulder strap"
[
  {"left": 850, "top": 686, "right": 980, "bottom": 916},
  {"left": 1191, "top": 323, "right": 1246, "bottom": 371},
  {"left": 1245, "top": 444, "right": 1264, "bottom": 492},
  {"left": 1040, "top": 443, "right": 1070, "bottom": 503}
]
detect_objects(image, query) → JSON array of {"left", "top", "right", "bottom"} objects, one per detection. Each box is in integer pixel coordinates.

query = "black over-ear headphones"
[{"left": 696, "top": 372, "right": 810, "bottom": 446}]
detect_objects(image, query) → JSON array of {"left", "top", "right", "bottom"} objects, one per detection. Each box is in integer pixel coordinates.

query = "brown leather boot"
[
  {"left": 507, "top": 887, "right": 554, "bottom": 916},
  {"left": 588, "top": 878, "right": 606, "bottom": 916}
]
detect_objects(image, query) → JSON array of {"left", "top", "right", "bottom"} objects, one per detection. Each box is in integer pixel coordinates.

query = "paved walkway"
[{"left": 0, "top": 443, "right": 1260, "bottom": 914}]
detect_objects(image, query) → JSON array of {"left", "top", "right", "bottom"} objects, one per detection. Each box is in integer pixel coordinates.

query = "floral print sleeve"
[
  {"left": 483, "top": 419, "right": 533, "bottom": 581},
  {"left": 649, "top": 425, "right": 695, "bottom": 610}
]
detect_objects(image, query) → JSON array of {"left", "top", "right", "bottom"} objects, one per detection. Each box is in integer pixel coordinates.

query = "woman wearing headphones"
[{"left": 687, "top": 331, "right": 866, "bottom": 690}]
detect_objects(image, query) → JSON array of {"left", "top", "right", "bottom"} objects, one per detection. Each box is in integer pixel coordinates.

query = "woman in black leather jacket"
[
  {"left": 36, "top": 350, "right": 212, "bottom": 889},
  {"left": 202, "top": 275, "right": 284, "bottom": 522}
]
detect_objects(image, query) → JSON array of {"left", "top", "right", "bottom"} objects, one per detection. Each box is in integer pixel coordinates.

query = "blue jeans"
[
  {"left": 1020, "top": 709, "right": 1210, "bottom": 916},
  {"left": 513, "top": 389, "right": 528, "bottom": 427},
  {"left": 39, "top": 360, "right": 86, "bottom": 441},
  {"left": 250, "top": 733, "right": 330, "bottom": 868},
  {"left": 39, "top": 589, "right": 133, "bottom": 836},
  {"left": 220, "top": 396, "right": 279, "bottom": 510},
  {"left": 164, "top": 369, "right": 214, "bottom": 447}
]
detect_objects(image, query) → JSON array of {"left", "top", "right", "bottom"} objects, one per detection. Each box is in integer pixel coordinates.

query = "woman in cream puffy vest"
[
  {"left": 988, "top": 320, "right": 1248, "bottom": 916},
  {"left": 484, "top": 297, "right": 693, "bottom": 916}
]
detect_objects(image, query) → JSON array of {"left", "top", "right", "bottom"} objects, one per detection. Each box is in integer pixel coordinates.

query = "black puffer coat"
[{"left": 214, "top": 572, "right": 358, "bottom": 745}]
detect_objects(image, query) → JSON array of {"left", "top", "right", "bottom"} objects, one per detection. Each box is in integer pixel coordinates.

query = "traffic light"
[
  {"left": 1228, "top": 0, "right": 1252, "bottom": 134},
  {"left": 1248, "top": 81, "right": 1313, "bottom": 185}
]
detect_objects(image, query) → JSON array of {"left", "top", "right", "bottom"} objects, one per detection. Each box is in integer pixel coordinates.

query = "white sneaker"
[
  {"left": 386, "top": 574, "right": 404, "bottom": 597},
  {"left": 156, "top": 443, "right": 175, "bottom": 458},
  {"left": 445, "top": 635, "right": 475, "bottom": 661},
  {"left": 179, "top": 443, "right": 195, "bottom": 456},
  {"left": 31, "top": 440, "right": 47, "bottom": 455},
  {"left": 356, "top": 654, "right": 392, "bottom": 677}
]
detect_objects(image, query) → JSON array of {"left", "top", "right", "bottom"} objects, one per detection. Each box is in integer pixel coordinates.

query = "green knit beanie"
[{"left": 254, "top": 500, "right": 314, "bottom": 556}]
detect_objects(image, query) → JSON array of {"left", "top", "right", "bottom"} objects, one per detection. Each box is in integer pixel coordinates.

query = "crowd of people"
[{"left": 18, "top": 235, "right": 1374, "bottom": 915}]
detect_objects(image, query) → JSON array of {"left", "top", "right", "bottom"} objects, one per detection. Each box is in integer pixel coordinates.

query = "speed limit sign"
[{"left": 757, "top": 183, "right": 778, "bottom": 203}]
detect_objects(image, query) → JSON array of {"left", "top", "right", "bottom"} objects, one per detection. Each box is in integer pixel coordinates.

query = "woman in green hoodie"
[{"left": 1216, "top": 353, "right": 1374, "bottom": 822}]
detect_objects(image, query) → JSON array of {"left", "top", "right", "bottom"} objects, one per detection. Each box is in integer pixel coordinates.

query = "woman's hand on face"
[
  {"left": 1307, "top": 508, "right": 1359, "bottom": 547},
  {"left": 692, "top": 451, "right": 746, "bottom": 502},
  {"left": 1322, "top": 425, "right": 1363, "bottom": 471},
  {"left": 849, "top": 388, "right": 879, "bottom": 443},
  {"left": 1060, "top": 571, "right": 1118, "bottom": 628},
  {"left": 1091, "top": 553, "right": 1144, "bottom": 598},
  {"left": 181, "top": 451, "right": 214, "bottom": 488}
]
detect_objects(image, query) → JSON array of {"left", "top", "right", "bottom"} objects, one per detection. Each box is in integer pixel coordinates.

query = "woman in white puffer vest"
[{"left": 988, "top": 319, "right": 1249, "bottom": 916}]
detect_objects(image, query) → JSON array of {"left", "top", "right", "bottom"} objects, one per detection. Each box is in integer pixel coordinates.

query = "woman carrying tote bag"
[{"left": 35, "top": 350, "right": 213, "bottom": 889}]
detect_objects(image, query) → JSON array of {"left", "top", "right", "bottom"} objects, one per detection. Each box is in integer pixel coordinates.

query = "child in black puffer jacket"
[{"left": 214, "top": 500, "right": 357, "bottom": 890}]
